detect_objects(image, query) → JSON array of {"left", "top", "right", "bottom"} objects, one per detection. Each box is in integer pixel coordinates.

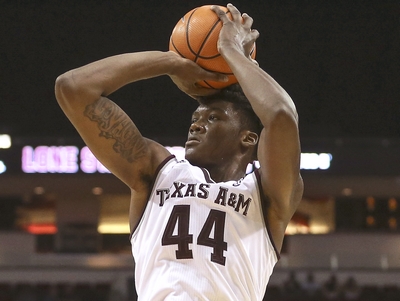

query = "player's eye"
[{"left": 208, "top": 114, "right": 217, "bottom": 121}]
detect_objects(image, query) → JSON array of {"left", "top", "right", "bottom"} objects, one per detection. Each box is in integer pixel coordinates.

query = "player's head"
[
  {"left": 185, "top": 84, "right": 263, "bottom": 168},
  {"left": 198, "top": 84, "right": 263, "bottom": 136}
]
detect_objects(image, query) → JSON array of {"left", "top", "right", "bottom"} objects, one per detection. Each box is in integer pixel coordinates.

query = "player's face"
[{"left": 185, "top": 100, "right": 244, "bottom": 167}]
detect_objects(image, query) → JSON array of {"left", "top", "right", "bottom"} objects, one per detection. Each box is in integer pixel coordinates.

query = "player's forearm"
[
  {"left": 222, "top": 47, "right": 298, "bottom": 126},
  {"left": 55, "top": 51, "right": 177, "bottom": 106}
]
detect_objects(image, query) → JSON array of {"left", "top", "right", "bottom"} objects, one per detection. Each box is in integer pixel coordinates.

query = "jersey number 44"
[{"left": 162, "top": 205, "right": 227, "bottom": 266}]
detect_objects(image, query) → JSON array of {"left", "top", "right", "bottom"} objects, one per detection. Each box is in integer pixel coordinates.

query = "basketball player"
[{"left": 55, "top": 4, "right": 303, "bottom": 301}]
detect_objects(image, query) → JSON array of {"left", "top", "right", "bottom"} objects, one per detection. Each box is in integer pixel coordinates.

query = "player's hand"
[
  {"left": 211, "top": 3, "right": 259, "bottom": 60},
  {"left": 168, "top": 52, "right": 228, "bottom": 99}
]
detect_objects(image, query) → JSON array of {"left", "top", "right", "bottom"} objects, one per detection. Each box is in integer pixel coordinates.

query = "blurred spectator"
[
  {"left": 301, "top": 272, "right": 321, "bottom": 300},
  {"left": 321, "top": 274, "right": 340, "bottom": 301},
  {"left": 282, "top": 271, "right": 302, "bottom": 301},
  {"left": 341, "top": 276, "right": 361, "bottom": 301}
]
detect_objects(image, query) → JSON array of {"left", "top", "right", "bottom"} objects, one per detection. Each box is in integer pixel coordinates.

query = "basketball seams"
[
  {"left": 186, "top": 8, "right": 202, "bottom": 58},
  {"left": 194, "top": 18, "right": 221, "bottom": 61},
  {"left": 197, "top": 53, "right": 221, "bottom": 60},
  {"left": 201, "top": 80, "right": 215, "bottom": 89},
  {"left": 169, "top": 39, "right": 184, "bottom": 58}
]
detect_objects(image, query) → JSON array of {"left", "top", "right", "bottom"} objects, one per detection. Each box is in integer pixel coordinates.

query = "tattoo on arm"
[{"left": 84, "top": 98, "right": 146, "bottom": 163}]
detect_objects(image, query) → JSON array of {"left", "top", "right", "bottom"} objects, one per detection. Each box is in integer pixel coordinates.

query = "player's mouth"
[{"left": 185, "top": 136, "right": 200, "bottom": 146}]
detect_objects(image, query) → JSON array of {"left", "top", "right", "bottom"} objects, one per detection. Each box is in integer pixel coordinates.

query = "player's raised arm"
[
  {"left": 55, "top": 51, "right": 225, "bottom": 190},
  {"left": 55, "top": 52, "right": 168, "bottom": 190},
  {"left": 213, "top": 4, "right": 303, "bottom": 251}
]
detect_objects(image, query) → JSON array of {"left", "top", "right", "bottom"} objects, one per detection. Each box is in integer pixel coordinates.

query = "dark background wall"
[{"left": 1, "top": 0, "right": 399, "bottom": 140}]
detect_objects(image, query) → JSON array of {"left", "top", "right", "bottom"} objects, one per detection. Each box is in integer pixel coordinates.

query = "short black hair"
[{"left": 197, "top": 84, "right": 263, "bottom": 136}]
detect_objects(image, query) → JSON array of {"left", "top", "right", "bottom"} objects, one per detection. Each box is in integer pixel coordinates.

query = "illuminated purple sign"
[
  {"left": 20, "top": 145, "right": 332, "bottom": 174},
  {"left": 80, "top": 146, "right": 109, "bottom": 173},
  {"left": 22, "top": 146, "right": 110, "bottom": 174}
]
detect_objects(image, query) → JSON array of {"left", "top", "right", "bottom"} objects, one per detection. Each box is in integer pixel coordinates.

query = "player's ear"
[{"left": 241, "top": 131, "right": 258, "bottom": 147}]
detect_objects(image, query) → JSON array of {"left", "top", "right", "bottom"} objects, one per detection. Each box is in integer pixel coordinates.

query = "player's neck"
[{"left": 205, "top": 161, "right": 248, "bottom": 183}]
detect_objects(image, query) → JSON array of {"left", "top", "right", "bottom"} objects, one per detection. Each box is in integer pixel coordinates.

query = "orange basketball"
[{"left": 169, "top": 5, "right": 256, "bottom": 89}]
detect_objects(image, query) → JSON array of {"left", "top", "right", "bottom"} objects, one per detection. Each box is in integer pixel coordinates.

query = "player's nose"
[{"left": 189, "top": 121, "right": 205, "bottom": 134}]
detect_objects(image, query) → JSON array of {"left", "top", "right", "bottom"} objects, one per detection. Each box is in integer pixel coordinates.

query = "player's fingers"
[
  {"left": 251, "top": 59, "right": 259, "bottom": 67},
  {"left": 211, "top": 5, "right": 230, "bottom": 23},
  {"left": 250, "top": 29, "right": 260, "bottom": 41},
  {"left": 203, "top": 71, "right": 229, "bottom": 83},
  {"left": 242, "top": 13, "right": 253, "bottom": 29},
  {"left": 227, "top": 3, "right": 241, "bottom": 22}
]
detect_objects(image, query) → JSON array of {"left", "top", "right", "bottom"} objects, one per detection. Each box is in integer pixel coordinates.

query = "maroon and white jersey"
[{"left": 130, "top": 156, "right": 279, "bottom": 301}]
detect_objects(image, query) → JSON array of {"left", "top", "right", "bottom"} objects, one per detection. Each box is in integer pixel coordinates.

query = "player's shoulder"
[{"left": 155, "top": 156, "right": 194, "bottom": 176}]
